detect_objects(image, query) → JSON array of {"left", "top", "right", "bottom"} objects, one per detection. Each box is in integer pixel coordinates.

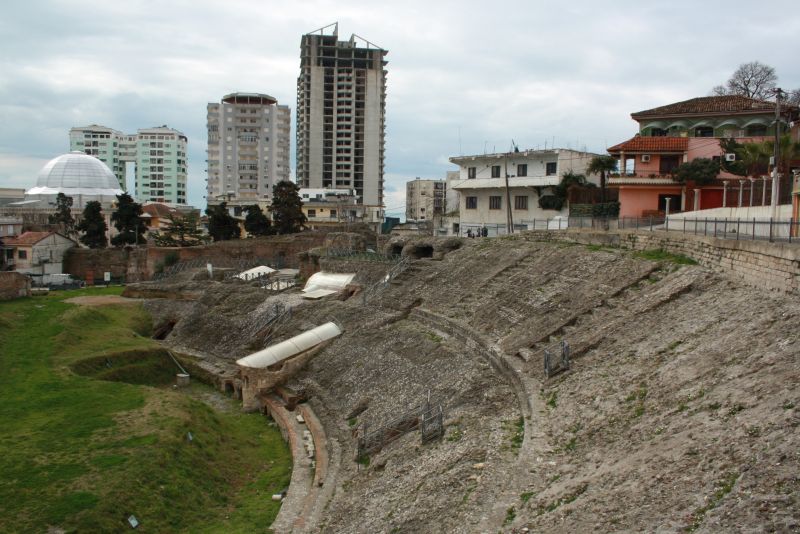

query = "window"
[
  {"left": 330, "top": 210, "right": 337, "bottom": 218},
  {"left": 18, "top": 250, "right": 27, "bottom": 259},
  {"left": 517, "top": 164, "right": 527, "bottom": 176},
  {"left": 746, "top": 124, "right": 767, "bottom": 136},
  {"left": 467, "top": 166, "right": 476, "bottom": 179},
  {"left": 695, "top": 126, "right": 714, "bottom": 137},
  {"left": 491, "top": 165, "right": 501, "bottom": 178},
  {"left": 546, "top": 162, "right": 557, "bottom": 176},
  {"left": 650, "top": 128, "right": 668, "bottom": 137},
  {"left": 489, "top": 196, "right": 502, "bottom": 210},
  {"left": 466, "top": 196, "right": 478, "bottom": 209},
  {"left": 514, "top": 196, "right": 529, "bottom": 210},
  {"left": 307, "top": 209, "right": 316, "bottom": 217}
]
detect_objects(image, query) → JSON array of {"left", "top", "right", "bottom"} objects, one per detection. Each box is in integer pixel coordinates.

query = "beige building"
[
  {"left": 300, "top": 188, "right": 367, "bottom": 229},
  {"left": 206, "top": 93, "right": 291, "bottom": 216},
  {"left": 296, "top": 23, "right": 387, "bottom": 224},
  {"left": 405, "top": 178, "right": 445, "bottom": 222},
  {"left": 449, "top": 148, "right": 600, "bottom": 236}
]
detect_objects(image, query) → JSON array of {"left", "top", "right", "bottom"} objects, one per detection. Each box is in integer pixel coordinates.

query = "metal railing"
[
  {"left": 361, "top": 255, "right": 410, "bottom": 305},
  {"left": 464, "top": 215, "right": 799, "bottom": 243},
  {"left": 664, "top": 217, "right": 799, "bottom": 243},
  {"left": 326, "top": 247, "right": 400, "bottom": 263},
  {"left": 356, "top": 396, "right": 444, "bottom": 459}
]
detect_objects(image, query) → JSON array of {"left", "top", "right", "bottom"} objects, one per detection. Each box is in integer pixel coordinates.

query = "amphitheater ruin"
[{"left": 124, "top": 228, "right": 800, "bottom": 533}]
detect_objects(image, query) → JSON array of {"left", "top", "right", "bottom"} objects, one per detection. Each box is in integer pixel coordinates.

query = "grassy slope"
[{"left": 0, "top": 287, "right": 290, "bottom": 533}]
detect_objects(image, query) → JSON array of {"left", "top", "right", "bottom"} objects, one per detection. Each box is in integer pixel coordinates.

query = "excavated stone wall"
[
  {"left": 137, "top": 233, "right": 799, "bottom": 533},
  {"left": 0, "top": 272, "right": 31, "bottom": 300},
  {"left": 521, "top": 229, "right": 800, "bottom": 293}
]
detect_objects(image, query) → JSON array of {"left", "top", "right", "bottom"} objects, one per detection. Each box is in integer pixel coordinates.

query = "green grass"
[
  {"left": 0, "top": 288, "right": 291, "bottom": 533},
  {"left": 634, "top": 249, "right": 698, "bottom": 265}
]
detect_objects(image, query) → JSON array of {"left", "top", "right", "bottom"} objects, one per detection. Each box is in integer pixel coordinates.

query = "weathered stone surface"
[{"left": 140, "top": 232, "right": 800, "bottom": 533}]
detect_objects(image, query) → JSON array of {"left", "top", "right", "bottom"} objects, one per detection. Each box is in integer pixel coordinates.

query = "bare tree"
[
  {"left": 787, "top": 88, "right": 800, "bottom": 106},
  {"left": 712, "top": 61, "right": 777, "bottom": 100}
]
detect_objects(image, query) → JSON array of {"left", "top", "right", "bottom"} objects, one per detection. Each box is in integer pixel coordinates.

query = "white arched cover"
[{"left": 236, "top": 322, "right": 342, "bottom": 369}]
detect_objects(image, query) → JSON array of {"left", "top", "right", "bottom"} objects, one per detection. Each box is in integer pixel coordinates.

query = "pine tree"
[
  {"left": 48, "top": 193, "right": 75, "bottom": 236},
  {"left": 110, "top": 193, "right": 146, "bottom": 247},
  {"left": 205, "top": 202, "right": 240, "bottom": 241},
  {"left": 244, "top": 204, "right": 273, "bottom": 237},
  {"left": 155, "top": 212, "right": 207, "bottom": 247},
  {"left": 76, "top": 201, "right": 108, "bottom": 248},
  {"left": 270, "top": 182, "right": 306, "bottom": 235}
]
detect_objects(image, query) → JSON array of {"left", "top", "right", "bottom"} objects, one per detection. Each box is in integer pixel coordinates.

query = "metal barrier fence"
[
  {"left": 357, "top": 396, "right": 444, "bottom": 459},
  {"left": 664, "top": 217, "right": 799, "bottom": 243},
  {"left": 464, "top": 216, "right": 798, "bottom": 244},
  {"left": 361, "top": 255, "right": 410, "bottom": 305},
  {"left": 326, "top": 248, "right": 401, "bottom": 263}
]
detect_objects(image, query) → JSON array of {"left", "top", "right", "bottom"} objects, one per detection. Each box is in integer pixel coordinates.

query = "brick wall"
[
  {"left": 521, "top": 229, "right": 800, "bottom": 294},
  {"left": 0, "top": 272, "right": 31, "bottom": 300},
  {"left": 64, "top": 233, "right": 329, "bottom": 281}
]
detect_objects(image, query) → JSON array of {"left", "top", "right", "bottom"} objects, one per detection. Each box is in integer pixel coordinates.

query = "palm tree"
[
  {"left": 762, "top": 134, "right": 800, "bottom": 203},
  {"left": 586, "top": 155, "right": 618, "bottom": 202}
]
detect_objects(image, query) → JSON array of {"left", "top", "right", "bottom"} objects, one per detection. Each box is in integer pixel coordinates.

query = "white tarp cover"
[
  {"left": 236, "top": 322, "right": 342, "bottom": 369},
  {"left": 237, "top": 265, "right": 276, "bottom": 280},
  {"left": 302, "top": 289, "right": 337, "bottom": 299},
  {"left": 302, "top": 272, "right": 355, "bottom": 294}
]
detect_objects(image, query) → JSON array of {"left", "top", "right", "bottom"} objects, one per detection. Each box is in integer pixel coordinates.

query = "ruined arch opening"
[
  {"left": 389, "top": 244, "right": 404, "bottom": 257},
  {"left": 408, "top": 244, "right": 433, "bottom": 259},
  {"left": 224, "top": 382, "right": 235, "bottom": 396},
  {"left": 152, "top": 320, "right": 176, "bottom": 340}
]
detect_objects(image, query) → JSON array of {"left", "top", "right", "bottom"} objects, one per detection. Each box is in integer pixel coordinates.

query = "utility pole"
[
  {"left": 504, "top": 155, "right": 514, "bottom": 234},
  {"left": 771, "top": 88, "right": 783, "bottom": 218}
]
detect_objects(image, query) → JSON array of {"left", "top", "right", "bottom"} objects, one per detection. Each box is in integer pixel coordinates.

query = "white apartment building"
[
  {"left": 69, "top": 124, "right": 188, "bottom": 204},
  {"left": 449, "top": 148, "right": 600, "bottom": 235},
  {"left": 206, "top": 93, "right": 291, "bottom": 215},
  {"left": 405, "top": 178, "right": 445, "bottom": 221},
  {"left": 296, "top": 23, "right": 387, "bottom": 223}
]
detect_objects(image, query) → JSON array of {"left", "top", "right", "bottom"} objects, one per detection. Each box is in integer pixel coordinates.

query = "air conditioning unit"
[
  {"left": 725, "top": 153, "right": 736, "bottom": 162},
  {"left": 641, "top": 154, "right": 651, "bottom": 162}
]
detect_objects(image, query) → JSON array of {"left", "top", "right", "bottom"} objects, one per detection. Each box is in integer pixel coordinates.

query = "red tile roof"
[
  {"left": 4, "top": 231, "right": 54, "bottom": 246},
  {"left": 631, "top": 95, "right": 786, "bottom": 118},
  {"left": 607, "top": 136, "right": 688, "bottom": 153},
  {"left": 142, "top": 203, "right": 176, "bottom": 219}
]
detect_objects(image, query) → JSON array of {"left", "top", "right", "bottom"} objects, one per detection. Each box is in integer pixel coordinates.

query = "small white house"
[
  {"left": 449, "top": 148, "right": 600, "bottom": 235},
  {"left": 3, "top": 231, "right": 77, "bottom": 274}
]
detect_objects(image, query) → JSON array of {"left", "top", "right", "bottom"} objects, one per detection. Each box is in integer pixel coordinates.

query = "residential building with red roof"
[
  {"left": 2, "top": 231, "right": 76, "bottom": 274},
  {"left": 607, "top": 95, "right": 799, "bottom": 217}
]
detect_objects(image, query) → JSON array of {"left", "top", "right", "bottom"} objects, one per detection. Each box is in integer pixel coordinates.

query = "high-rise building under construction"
[{"left": 296, "top": 23, "right": 387, "bottom": 222}]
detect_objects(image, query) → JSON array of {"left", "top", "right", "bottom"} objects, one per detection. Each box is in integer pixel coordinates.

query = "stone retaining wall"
[
  {"left": 0, "top": 272, "right": 31, "bottom": 300},
  {"left": 64, "top": 233, "right": 328, "bottom": 282},
  {"left": 520, "top": 229, "right": 800, "bottom": 294}
]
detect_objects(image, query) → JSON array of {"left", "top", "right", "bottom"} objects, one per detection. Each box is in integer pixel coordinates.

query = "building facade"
[
  {"left": 70, "top": 124, "right": 188, "bottom": 205},
  {"left": 607, "top": 95, "right": 799, "bottom": 217},
  {"left": 2, "top": 231, "right": 76, "bottom": 274},
  {"left": 449, "top": 148, "right": 599, "bottom": 235},
  {"left": 300, "top": 187, "right": 367, "bottom": 229},
  {"left": 405, "top": 178, "right": 445, "bottom": 222},
  {"left": 206, "top": 93, "right": 291, "bottom": 215},
  {"left": 296, "top": 23, "right": 387, "bottom": 223}
]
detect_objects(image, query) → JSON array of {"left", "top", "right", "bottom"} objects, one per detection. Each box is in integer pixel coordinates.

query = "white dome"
[{"left": 33, "top": 151, "right": 122, "bottom": 191}]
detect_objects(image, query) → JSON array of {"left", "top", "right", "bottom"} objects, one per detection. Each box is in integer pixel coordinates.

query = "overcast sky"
[{"left": 1, "top": 0, "right": 798, "bottom": 217}]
